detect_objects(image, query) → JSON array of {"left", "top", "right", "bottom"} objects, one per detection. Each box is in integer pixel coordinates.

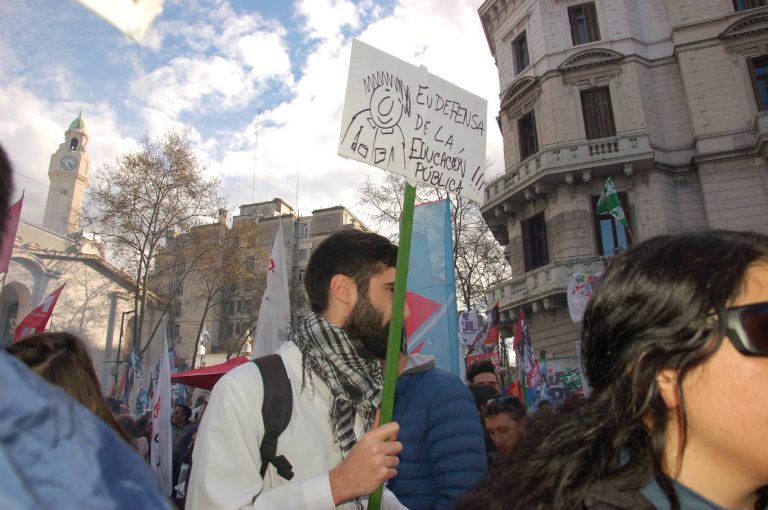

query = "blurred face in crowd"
[
  {"left": 485, "top": 412, "right": 524, "bottom": 455},
  {"left": 471, "top": 371, "right": 499, "bottom": 391},
  {"left": 172, "top": 406, "right": 188, "bottom": 427}
]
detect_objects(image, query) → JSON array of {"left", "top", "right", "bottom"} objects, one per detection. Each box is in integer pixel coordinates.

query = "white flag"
[
  {"left": 151, "top": 330, "right": 172, "bottom": 495},
  {"left": 75, "top": 0, "right": 163, "bottom": 44},
  {"left": 252, "top": 222, "right": 291, "bottom": 358}
]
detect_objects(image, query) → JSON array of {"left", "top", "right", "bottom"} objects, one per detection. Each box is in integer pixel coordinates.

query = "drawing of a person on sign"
[{"left": 341, "top": 72, "right": 411, "bottom": 172}]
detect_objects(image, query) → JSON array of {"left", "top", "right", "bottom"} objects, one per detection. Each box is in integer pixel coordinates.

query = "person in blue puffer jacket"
[{"left": 389, "top": 352, "right": 488, "bottom": 510}]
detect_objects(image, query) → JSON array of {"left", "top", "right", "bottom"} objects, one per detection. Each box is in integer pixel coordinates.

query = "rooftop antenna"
[{"left": 252, "top": 108, "right": 263, "bottom": 203}]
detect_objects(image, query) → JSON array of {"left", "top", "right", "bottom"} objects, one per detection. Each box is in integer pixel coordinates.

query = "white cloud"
[
  {"left": 209, "top": 0, "right": 504, "bottom": 228},
  {"left": 0, "top": 80, "right": 137, "bottom": 225},
  {"left": 296, "top": 0, "right": 362, "bottom": 43},
  {"left": 4, "top": 0, "right": 504, "bottom": 235}
]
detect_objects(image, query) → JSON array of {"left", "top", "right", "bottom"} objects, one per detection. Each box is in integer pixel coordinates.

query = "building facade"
[
  {"left": 478, "top": 0, "right": 768, "bottom": 358},
  {"left": 1, "top": 113, "right": 163, "bottom": 402},
  {"left": 160, "top": 198, "right": 370, "bottom": 367}
]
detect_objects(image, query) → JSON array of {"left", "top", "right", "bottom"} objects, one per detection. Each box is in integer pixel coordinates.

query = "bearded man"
[{"left": 187, "top": 231, "right": 409, "bottom": 510}]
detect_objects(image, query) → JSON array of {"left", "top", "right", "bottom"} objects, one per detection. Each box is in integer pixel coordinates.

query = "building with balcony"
[{"left": 479, "top": 0, "right": 768, "bottom": 358}]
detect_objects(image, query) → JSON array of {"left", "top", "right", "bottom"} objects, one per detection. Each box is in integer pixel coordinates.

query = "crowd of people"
[{"left": 2, "top": 136, "right": 767, "bottom": 510}]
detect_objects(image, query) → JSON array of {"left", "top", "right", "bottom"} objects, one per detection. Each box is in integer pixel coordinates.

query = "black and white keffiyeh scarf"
[{"left": 288, "top": 312, "right": 383, "bottom": 456}]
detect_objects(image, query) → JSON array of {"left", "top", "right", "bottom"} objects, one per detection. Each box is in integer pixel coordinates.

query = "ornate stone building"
[
  {"left": 478, "top": 0, "right": 768, "bottom": 357},
  {"left": 1, "top": 113, "right": 162, "bottom": 397}
]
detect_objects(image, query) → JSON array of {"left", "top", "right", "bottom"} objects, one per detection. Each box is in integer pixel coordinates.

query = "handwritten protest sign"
[{"left": 338, "top": 39, "right": 487, "bottom": 204}]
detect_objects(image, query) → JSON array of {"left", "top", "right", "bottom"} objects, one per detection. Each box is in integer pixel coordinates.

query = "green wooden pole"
[{"left": 368, "top": 181, "right": 416, "bottom": 510}]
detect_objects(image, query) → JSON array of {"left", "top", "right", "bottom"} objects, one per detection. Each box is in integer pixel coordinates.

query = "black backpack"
[{"left": 252, "top": 354, "right": 294, "bottom": 481}]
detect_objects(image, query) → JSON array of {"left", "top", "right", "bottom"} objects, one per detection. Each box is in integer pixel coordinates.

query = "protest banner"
[
  {"left": 12, "top": 284, "right": 66, "bottom": 342},
  {"left": 338, "top": 39, "right": 487, "bottom": 509},
  {"left": 538, "top": 357, "right": 584, "bottom": 405},
  {"left": 459, "top": 310, "right": 480, "bottom": 349},
  {"left": 404, "top": 200, "right": 461, "bottom": 376},
  {"left": 338, "top": 39, "right": 487, "bottom": 204}
]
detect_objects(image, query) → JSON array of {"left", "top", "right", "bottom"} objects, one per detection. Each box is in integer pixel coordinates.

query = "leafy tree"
[
  {"left": 357, "top": 172, "right": 510, "bottom": 311},
  {"left": 86, "top": 129, "right": 223, "bottom": 362}
]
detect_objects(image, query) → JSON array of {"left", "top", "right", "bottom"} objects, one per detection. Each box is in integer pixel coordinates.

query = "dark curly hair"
[
  {"left": 466, "top": 359, "right": 496, "bottom": 383},
  {"left": 304, "top": 230, "right": 397, "bottom": 313},
  {"left": 457, "top": 230, "right": 768, "bottom": 510}
]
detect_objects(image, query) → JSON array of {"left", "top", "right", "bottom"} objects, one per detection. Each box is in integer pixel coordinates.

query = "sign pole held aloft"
[{"left": 368, "top": 182, "right": 416, "bottom": 509}]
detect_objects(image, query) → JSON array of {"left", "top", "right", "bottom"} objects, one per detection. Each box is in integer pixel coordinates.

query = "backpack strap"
[{"left": 252, "top": 354, "right": 294, "bottom": 481}]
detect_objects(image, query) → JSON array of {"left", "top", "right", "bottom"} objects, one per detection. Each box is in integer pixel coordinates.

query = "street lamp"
[{"left": 114, "top": 310, "right": 136, "bottom": 386}]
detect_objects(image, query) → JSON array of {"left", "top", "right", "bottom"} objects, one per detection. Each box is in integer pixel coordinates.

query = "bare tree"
[
  {"left": 357, "top": 172, "right": 510, "bottom": 311},
  {"left": 86, "top": 129, "right": 223, "bottom": 361},
  {"left": 183, "top": 221, "right": 267, "bottom": 368}
]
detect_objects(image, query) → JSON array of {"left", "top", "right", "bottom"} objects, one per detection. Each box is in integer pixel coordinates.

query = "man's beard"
[{"left": 343, "top": 294, "right": 390, "bottom": 359}]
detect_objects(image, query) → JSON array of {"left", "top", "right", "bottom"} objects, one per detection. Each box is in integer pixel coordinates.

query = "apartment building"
[
  {"left": 159, "top": 198, "right": 370, "bottom": 365},
  {"left": 478, "top": 0, "right": 768, "bottom": 358}
]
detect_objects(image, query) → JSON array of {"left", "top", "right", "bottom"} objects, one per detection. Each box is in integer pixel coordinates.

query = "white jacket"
[{"left": 186, "top": 341, "right": 405, "bottom": 510}]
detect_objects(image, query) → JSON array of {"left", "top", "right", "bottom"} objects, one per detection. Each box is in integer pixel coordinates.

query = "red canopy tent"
[{"left": 171, "top": 356, "right": 250, "bottom": 390}]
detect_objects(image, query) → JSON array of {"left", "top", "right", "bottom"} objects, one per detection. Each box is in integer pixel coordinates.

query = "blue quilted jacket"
[{"left": 389, "top": 355, "right": 488, "bottom": 510}]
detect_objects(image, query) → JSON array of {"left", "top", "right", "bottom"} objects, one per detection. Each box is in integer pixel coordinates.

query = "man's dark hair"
[
  {"left": 483, "top": 396, "right": 527, "bottom": 422},
  {"left": 466, "top": 360, "right": 496, "bottom": 383},
  {"left": 304, "top": 230, "right": 398, "bottom": 313},
  {"left": 468, "top": 384, "right": 502, "bottom": 413},
  {"left": 177, "top": 404, "right": 192, "bottom": 421}
]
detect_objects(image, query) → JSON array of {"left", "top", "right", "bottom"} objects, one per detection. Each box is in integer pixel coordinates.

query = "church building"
[{"left": 0, "top": 113, "right": 162, "bottom": 403}]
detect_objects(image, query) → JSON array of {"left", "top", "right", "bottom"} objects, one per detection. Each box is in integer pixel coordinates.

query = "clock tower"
[{"left": 43, "top": 111, "right": 91, "bottom": 235}]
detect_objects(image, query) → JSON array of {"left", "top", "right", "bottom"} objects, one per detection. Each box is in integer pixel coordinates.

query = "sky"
[{"left": 0, "top": 0, "right": 503, "bottom": 229}]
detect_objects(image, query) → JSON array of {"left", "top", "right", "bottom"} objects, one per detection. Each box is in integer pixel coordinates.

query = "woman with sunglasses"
[{"left": 458, "top": 230, "right": 768, "bottom": 510}]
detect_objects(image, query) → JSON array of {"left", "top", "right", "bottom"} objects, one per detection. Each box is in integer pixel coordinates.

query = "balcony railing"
[
  {"left": 484, "top": 132, "right": 653, "bottom": 206},
  {"left": 487, "top": 256, "right": 606, "bottom": 310}
]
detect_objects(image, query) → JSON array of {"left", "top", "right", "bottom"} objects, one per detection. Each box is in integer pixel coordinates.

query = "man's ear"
[
  {"left": 328, "top": 274, "right": 356, "bottom": 307},
  {"left": 656, "top": 368, "right": 680, "bottom": 409}
]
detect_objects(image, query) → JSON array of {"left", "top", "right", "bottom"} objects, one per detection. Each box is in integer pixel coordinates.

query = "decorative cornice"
[
  {"left": 558, "top": 48, "right": 624, "bottom": 74},
  {"left": 719, "top": 11, "right": 768, "bottom": 40},
  {"left": 500, "top": 76, "right": 539, "bottom": 111}
]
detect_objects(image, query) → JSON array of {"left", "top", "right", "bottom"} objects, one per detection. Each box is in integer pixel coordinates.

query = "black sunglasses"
[{"left": 725, "top": 301, "right": 768, "bottom": 356}]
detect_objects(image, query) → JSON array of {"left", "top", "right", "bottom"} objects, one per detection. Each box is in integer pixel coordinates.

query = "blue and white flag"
[{"left": 404, "top": 200, "right": 461, "bottom": 376}]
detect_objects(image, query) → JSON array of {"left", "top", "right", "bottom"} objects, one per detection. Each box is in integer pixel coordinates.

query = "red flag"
[
  {"left": 12, "top": 284, "right": 66, "bottom": 343},
  {"left": 0, "top": 195, "right": 23, "bottom": 273}
]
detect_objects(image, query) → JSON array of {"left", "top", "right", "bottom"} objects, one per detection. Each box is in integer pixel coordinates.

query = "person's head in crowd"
[
  {"left": 136, "top": 412, "right": 151, "bottom": 439},
  {"left": 172, "top": 404, "right": 192, "bottom": 428},
  {"left": 116, "top": 414, "right": 136, "bottom": 438},
  {"left": 468, "top": 383, "right": 501, "bottom": 414},
  {"left": 535, "top": 399, "right": 552, "bottom": 415},
  {"left": 457, "top": 230, "right": 768, "bottom": 510},
  {"left": 106, "top": 397, "right": 123, "bottom": 414},
  {"left": 7, "top": 332, "right": 131, "bottom": 443},
  {"left": 304, "top": 230, "right": 404, "bottom": 359},
  {"left": 466, "top": 360, "right": 499, "bottom": 390},
  {"left": 482, "top": 396, "right": 527, "bottom": 456}
]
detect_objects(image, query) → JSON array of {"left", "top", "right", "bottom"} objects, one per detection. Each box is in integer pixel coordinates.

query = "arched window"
[{"left": 69, "top": 138, "right": 78, "bottom": 150}]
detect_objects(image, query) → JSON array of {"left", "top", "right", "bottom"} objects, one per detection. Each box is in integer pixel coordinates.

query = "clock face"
[{"left": 60, "top": 155, "right": 78, "bottom": 171}]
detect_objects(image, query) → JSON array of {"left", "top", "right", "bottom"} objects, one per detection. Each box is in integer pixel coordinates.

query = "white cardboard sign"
[{"left": 338, "top": 39, "right": 488, "bottom": 204}]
